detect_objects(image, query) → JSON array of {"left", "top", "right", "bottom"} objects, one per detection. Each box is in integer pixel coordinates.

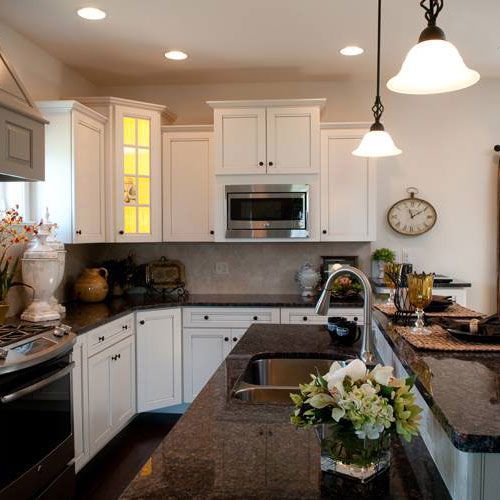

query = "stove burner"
[{"left": 0, "top": 324, "right": 55, "bottom": 347}]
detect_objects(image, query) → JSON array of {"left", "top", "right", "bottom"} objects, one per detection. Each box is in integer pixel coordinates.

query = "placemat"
[
  {"left": 394, "top": 324, "right": 500, "bottom": 352},
  {"left": 375, "top": 303, "right": 484, "bottom": 318}
]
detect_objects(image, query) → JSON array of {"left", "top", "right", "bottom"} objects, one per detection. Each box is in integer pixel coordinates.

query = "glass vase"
[{"left": 315, "top": 423, "right": 391, "bottom": 483}]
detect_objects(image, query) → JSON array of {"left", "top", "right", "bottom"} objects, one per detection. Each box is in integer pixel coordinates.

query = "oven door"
[
  {"left": 0, "top": 352, "right": 74, "bottom": 498},
  {"left": 226, "top": 185, "right": 309, "bottom": 238}
]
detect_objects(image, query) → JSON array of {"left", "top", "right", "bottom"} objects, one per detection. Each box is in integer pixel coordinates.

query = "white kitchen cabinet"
[
  {"left": 87, "top": 334, "right": 136, "bottom": 457},
  {"left": 209, "top": 99, "right": 324, "bottom": 175},
  {"left": 72, "top": 335, "right": 89, "bottom": 472},
  {"left": 183, "top": 328, "right": 233, "bottom": 403},
  {"left": 136, "top": 308, "right": 182, "bottom": 411},
  {"left": 36, "top": 101, "right": 107, "bottom": 244},
  {"left": 162, "top": 126, "right": 215, "bottom": 241},
  {"left": 320, "top": 126, "right": 376, "bottom": 242},
  {"left": 280, "top": 307, "right": 364, "bottom": 325},
  {"left": 182, "top": 307, "right": 280, "bottom": 329},
  {"left": 75, "top": 96, "right": 176, "bottom": 242}
]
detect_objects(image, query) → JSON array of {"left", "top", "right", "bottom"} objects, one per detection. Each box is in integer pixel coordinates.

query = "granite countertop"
[
  {"left": 61, "top": 293, "right": 364, "bottom": 335},
  {"left": 370, "top": 278, "right": 471, "bottom": 289},
  {"left": 373, "top": 310, "right": 500, "bottom": 452},
  {"left": 121, "top": 324, "right": 450, "bottom": 499}
]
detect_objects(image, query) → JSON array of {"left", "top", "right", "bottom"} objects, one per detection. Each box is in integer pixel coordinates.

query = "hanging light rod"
[
  {"left": 387, "top": 0, "right": 480, "bottom": 95},
  {"left": 353, "top": 0, "right": 401, "bottom": 158}
]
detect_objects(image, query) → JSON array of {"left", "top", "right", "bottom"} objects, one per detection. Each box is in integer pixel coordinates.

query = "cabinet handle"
[
  {"left": 268, "top": 161, "right": 273, "bottom": 166},
  {"left": 76, "top": 230, "right": 82, "bottom": 235},
  {"left": 258, "top": 161, "right": 264, "bottom": 166},
  {"left": 232, "top": 337, "right": 238, "bottom": 342},
  {"left": 210, "top": 230, "right": 214, "bottom": 235},
  {"left": 139, "top": 320, "right": 145, "bottom": 325},
  {"left": 253, "top": 316, "right": 258, "bottom": 321},
  {"left": 204, "top": 315, "right": 209, "bottom": 320},
  {"left": 119, "top": 230, "right": 124, "bottom": 235},
  {"left": 224, "top": 337, "right": 229, "bottom": 342},
  {"left": 322, "top": 230, "right": 327, "bottom": 234},
  {"left": 303, "top": 316, "right": 308, "bottom": 322},
  {"left": 111, "top": 355, "right": 116, "bottom": 361},
  {"left": 117, "top": 353, "right": 121, "bottom": 359},
  {"left": 354, "top": 317, "right": 358, "bottom": 322},
  {"left": 122, "top": 324, "right": 128, "bottom": 330},
  {"left": 98, "top": 336, "right": 105, "bottom": 342}
]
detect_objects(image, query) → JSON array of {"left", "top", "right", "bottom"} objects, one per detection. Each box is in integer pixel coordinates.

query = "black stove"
[{"left": 0, "top": 324, "right": 55, "bottom": 348}]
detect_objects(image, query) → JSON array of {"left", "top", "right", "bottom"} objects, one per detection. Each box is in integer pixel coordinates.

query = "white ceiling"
[{"left": 0, "top": 0, "right": 498, "bottom": 86}]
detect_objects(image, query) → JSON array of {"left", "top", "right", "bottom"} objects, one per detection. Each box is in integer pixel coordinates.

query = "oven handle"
[{"left": 0, "top": 362, "right": 75, "bottom": 404}]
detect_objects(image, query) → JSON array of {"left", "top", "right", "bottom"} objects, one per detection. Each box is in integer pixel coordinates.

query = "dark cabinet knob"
[
  {"left": 111, "top": 355, "right": 116, "bottom": 361},
  {"left": 122, "top": 324, "right": 128, "bottom": 330},
  {"left": 76, "top": 230, "right": 82, "bottom": 235},
  {"left": 258, "top": 161, "right": 264, "bottom": 166},
  {"left": 117, "top": 353, "right": 121, "bottom": 359},
  {"left": 322, "top": 230, "right": 327, "bottom": 234},
  {"left": 268, "top": 161, "right": 273, "bottom": 166},
  {"left": 119, "top": 230, "right": 124, "bottom": 235},
  {"left": 204, "top": 315, "right": 209, "bottom": 320},
  {"left": 139, "top": 320, "right": 145, "bottom": 325},
  {"left": 98, "top": 336, "right": 105, "bottom": 342},
  {"left": 354, "top": 317, "right": 358, "bottom": 322},
  {"left": 253, "top": 316, "right": 258, "bottom": 321},
  {"left": 232, "top": 337, "right": 238, "bottom": 342},
  {"left": 224, "top": 337, "right": 229, "bottom": 342},
  {"left": 210, "top": 230, "right": 214, "bottom": 235},
  {"left": 303, "top": 316, "right": 308, "bottom": 321}
]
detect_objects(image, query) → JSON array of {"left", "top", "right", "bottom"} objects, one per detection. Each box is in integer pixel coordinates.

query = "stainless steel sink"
[{"left": 232, "top": 356, "right": 353, "bottom": 403}]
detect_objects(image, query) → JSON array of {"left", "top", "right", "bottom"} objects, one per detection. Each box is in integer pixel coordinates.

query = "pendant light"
[
  {"left": 353, "top": 0, "right": 401, "bottom": 158},
  {"left": 387, "top": 0, "right": 480, "bottom": 95}
]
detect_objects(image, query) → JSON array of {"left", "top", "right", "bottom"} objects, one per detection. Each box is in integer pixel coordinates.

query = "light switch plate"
[{"left": 214, "top": 262, "right": 229, "bottom": 275}]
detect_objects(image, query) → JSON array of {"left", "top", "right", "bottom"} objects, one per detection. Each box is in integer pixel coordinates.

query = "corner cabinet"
[
  {"left": 320, "top": 126, "right": 376, "bottom": 241},
  {"left": 162, "top": 126, "right": 215, "bottom": 241},
  {"left": 36, "top": 101, "right": 107, "bottom": 243},
  {"left": 208, "top": 99, "right": 325, "bottom": 175},
  {"left": 136, "top": 308, "right": 182, "bottom": 411},
  {"left": 75, "top": 96, "right": 176, "bottom": 242}
]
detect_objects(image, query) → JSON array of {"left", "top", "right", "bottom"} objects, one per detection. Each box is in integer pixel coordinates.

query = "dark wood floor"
[{"left": 76, "top": 412, "right": 180, "bottom": 500}]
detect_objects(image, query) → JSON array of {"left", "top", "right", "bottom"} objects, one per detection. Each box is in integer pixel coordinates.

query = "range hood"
[{"left": 0, "top": 45, "right": 47, "bottom": 181}]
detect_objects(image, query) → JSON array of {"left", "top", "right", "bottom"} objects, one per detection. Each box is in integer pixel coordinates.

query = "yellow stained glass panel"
[
  {"left": 123, "top": 176, "right": 137, "bottom": 204},
  {"left": 137, "top": 177, "right": 150, "bottom": 205},
  {"left": 138, "top": 206, "right": 150, "bottom": 234},
  {"left": 137, "top": 149, "right": 150, "bottom": 176},
  {"left": 137, "top": 119, "right": 150, "bottom": 147},
  {"left": 124, "top": 206, "right": 137, "bottom": 233},
  {"left": 123, "top": 117, "right": 136, "bottom": 145},
  {"left": 124, "top": 147, "right": 136, "bottom": 174}
]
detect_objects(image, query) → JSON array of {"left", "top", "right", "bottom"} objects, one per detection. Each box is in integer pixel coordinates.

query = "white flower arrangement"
[{"left": 290, "top": 359, "right": 422, "bottom": 442}]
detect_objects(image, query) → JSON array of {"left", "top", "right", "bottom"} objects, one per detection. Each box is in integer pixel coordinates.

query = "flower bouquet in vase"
[{"left": 290, "top": 359, "right": 421, "bottom": 482}]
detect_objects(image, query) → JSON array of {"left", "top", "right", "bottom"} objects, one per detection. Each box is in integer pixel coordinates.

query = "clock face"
[{"left": 387, "top": 197, "right": 437, "bottom": 236}]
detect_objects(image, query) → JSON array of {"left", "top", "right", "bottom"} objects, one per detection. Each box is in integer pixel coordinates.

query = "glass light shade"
[
  {"left": 387, "top": 39, "right": 480, "bottom": 95},
  {"left": 352, "top": 130, "right": 402, "bottom": 158}
]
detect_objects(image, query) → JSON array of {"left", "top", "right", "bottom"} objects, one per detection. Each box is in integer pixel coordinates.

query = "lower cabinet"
[
  {"left": 88, "top": 334, "right": 136, "bottom": 458},
  {"left": 281, "top": 307, "right": 364, "bottom": 325},
  {"left": 136, "top": 308, "right": 182, "bottom": 411}
]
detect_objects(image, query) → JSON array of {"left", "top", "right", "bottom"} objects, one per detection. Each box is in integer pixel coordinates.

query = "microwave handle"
[{"left": 0, "top": 362, "right": 75, "bottom": 404}]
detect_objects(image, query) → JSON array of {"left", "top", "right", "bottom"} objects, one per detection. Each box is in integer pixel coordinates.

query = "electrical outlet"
[
  {"left": 401, "top": 249, "right": 410, "bottom": 263},
  {"left": 214, "top": 262, "right": 229, "bottom": 275}
]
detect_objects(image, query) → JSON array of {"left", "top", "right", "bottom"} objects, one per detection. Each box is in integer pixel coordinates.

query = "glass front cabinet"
[{"left": 76, "top": 97, "right": 175, "bottom": 242}]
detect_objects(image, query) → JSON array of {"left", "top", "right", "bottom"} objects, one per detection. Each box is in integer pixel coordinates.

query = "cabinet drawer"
[
  {"left": 182, "top": 307, "right": 280, "bottom": 328},
  {"left": 87, "top": 315, "right": 134, "bottom": 356},
  {"left": 280, "top": 308, "right": 364, "bottom": 325}
]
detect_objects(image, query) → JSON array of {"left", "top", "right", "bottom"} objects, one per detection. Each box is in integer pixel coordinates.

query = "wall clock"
[{"left": 387, "top": 187, "right": 437, "bottom": 236}]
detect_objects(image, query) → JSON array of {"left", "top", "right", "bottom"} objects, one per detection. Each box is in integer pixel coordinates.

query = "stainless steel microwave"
[{"left": 225, "top": 184, "right": 309, "bottom": 238}]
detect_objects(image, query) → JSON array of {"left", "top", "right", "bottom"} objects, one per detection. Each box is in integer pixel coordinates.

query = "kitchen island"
[{"left": 121, "top": 323, "right": 450, "bottom": 499}]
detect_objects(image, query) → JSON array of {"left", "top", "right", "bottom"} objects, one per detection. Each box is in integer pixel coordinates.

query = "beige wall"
[{"left": 96, "top": 79, "right": 500, "bottom": 313}]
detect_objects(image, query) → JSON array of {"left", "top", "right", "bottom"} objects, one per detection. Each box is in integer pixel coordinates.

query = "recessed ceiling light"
[
  {"left": 164, "top": 50, "right": 188, "bottom": 61},
  {"left": 340, "top": 46, "right": 364, "bottom": 56},
  {"left": 77, "top": 7, "right": 107, "bottom": 20}
]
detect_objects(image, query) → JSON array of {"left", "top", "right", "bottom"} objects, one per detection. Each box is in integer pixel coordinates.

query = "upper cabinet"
[
  {"left": 0, "top": 46, "right": 47, "bottom": 181},
  {"left": 75, "top": 96, "right": 176, "bottom": 242},
  {"left": 36, "top": 101, "right": 107, "bottom": 244},
  {"left": 208, "top": 99, "right": 325, "bottom": 175},
  {"left": 320, "top": 126, "right": 376, "bottom": 242},
  {"left": 162, "top": 126, "right": 214, "bottom": 241}
]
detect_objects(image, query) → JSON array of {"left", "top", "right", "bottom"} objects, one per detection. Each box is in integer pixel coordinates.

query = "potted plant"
[
  {"left": 290, "top": 359, "right": 421, "bottom": 482},
  {"left": 0, "top": 207, "right": 38, "bottom": 323},
  {"left": 371, "top": 248, "right": 396, "bottom": 280}
]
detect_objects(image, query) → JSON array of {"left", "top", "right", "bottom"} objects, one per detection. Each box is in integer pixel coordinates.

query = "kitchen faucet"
[{"left": 315, "top": 265, "right": 375, "bottom": 364}]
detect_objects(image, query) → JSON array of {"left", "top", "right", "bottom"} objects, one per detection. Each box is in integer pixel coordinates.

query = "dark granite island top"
[
  {"left": 121, "top": 324, "right": 450, "bottom": 499},
  {"left": 373, "top": 310, "right": 500, "bottom": 453}
]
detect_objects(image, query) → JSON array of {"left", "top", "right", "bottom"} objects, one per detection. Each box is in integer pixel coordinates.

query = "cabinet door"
[
  {"left": 214, "top": 107, "right": 266, "bottom": 174},
  {"left": 115, "top": 105, "right": 162, "bottom": 242},
  {"left": 87, "top": 347, "right": 113, "bottom": 456},
  {"left": 72, "top": 336, "right": 89, "bottom": 472},
  {"left": 320, "top": 129, "right": 376, "bottom": 241},
  {"left": 136, "top": 308, "right": 182, "bottom": 411},
  {"left": 163, "top": 131, "right": 214, "bottom": 241},
  {"left": 110, "top": 335, "right": 136, "bottom": 430},
  {"left": 266, "top": 106, "right": 320, "bottom": 174},
  {"left": 183, "top": 328, "right": 232, "bottom": 402},
  {"left": 73, "top": 111, "right": 106, "bottom": 243}
]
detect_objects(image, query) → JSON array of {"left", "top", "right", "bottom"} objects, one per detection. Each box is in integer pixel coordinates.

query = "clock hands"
[{"left": 410, "top": 207, "right": 428, "bottom": 219}]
